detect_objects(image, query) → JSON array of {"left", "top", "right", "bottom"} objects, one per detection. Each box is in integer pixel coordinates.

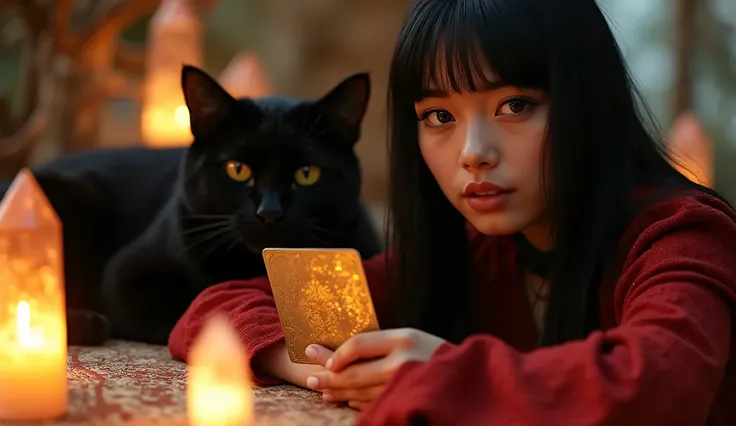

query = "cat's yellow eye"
[
  {"left": 225, "top": 160, "right": 253, "bottom": 182},
  {"left": 294, "top": 166, "right": 321, "bottom": 186}
]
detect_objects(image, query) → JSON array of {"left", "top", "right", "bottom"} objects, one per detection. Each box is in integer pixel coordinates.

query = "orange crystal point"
[
  {"left": 190, "top": 315, "right": 248, "bottom": 369},
  {"left": 219, "top": 53, "right": 272, "bottom": 99},
  {"left": 187, "top": 315, "right": 254, "bottom": 426},
  {"left": 0, "top": 168, "right": 60, "bottom": 231},
  {"left": 0, "top": 170, "right": 67, "bottom": 421}
]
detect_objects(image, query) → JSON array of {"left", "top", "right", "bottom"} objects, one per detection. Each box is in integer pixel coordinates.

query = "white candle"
[
  {"left": 0, "top": 169, "right": 68, "bottom": 421},
  {"left": 187, "top": 315, "right": 254, "bottom": 426}
]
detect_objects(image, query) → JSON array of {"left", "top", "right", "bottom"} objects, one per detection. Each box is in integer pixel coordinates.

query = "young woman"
[{"left": 169, "top": 0, "right": 736, "bottom": 424}]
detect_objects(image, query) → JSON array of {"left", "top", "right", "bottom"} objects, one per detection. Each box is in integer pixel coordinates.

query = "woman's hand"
[
  {"left": 252, "top": 340, "right": 327, "bottom": 388},
  {"left": 303, "top": 328, "right": 447, "bottom": 410}
]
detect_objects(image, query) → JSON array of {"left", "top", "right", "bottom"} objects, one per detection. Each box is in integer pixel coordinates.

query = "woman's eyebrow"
[{"left": 417, "top": 80, "right": 509, "bottom": 101}]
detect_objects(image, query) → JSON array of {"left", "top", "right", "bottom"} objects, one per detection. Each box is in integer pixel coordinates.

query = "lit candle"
[
  {"left": 141, "top": 0, "right": 203, "bottom": 147},
  {"left": 188, "top": 315, "right": 254, "bottom": 426},
  {"left": 0, "top": 169, "right": 67, "bottom": 421}
]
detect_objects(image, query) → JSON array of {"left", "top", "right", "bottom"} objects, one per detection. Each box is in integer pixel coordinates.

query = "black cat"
[{"left": 0, "top": 65, "right": 381, "bottom": 346}]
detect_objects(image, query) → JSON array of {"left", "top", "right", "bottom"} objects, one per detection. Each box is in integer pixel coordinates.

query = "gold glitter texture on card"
[{"left": 262, "top": 248, "right": 379, "bottom": 364}]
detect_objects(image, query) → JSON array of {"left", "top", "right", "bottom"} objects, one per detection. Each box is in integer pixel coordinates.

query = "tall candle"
[
  {"left": 187, "top": 315, "right": 254, "bottom": 426},
  {"left": 141, "top": 0, "right": 203, "bottom": 147},
  {"left": 0, "top": 169, "right": 67, "bottom": 421}
]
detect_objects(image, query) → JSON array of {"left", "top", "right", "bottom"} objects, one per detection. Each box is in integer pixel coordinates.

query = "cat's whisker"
[
  {"left": 180, "top": 227, "right": 233, "bottom": 257},
  {"left": 312, "top": 225, "right": 350, "bottom": 239},
  {"left": 187, "top": 227, "right": 231, "bottom": 248},
  {"left": 183, "top": 213, "right": 233, "bottom": 220},
  {"left": 309, "top": 234, "right": 333, "bottom": 247},
  {"left": 225, "top": 238, "right": 240, "bottom": 253},
  {"left": 200, "top": 232, "right": 237, "bottom": 259},
  {"left": 181, "top": 220, "right": 231, "bottom": 236},
  {"left": 311, "top": 125, "right": 339, "bottom": 139}
]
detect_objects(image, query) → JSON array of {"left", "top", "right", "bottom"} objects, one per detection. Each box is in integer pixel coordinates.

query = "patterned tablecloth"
[{"left": 0, "top": 340, "right": 357, "bottom": 426}]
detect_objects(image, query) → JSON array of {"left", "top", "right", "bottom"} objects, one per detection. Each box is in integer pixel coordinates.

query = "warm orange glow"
[
  {"left": 219, "top": 53, "right": 272, "bottom": 99},
  {"left": 173, "top": 105, "right": 190, "bottom": 128},
  {"left": 141, "top": 0, "right": 203, "bottom": 148},
  {"left": 187, "top": 315, "right": 253, "bottom": 426},
  {"left": 16, "top": 301, "right": 36, "bottom": 347},
  {"left": 668, "top": 111, "right": 714, "bottom": 188},
  {"left": 0, "top": 169, "right": 67, "bottom": 422}
]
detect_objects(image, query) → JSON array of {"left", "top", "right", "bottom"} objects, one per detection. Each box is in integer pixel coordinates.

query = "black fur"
[{"left": 0, "top": 66, "right": 380, "bottom": 346}]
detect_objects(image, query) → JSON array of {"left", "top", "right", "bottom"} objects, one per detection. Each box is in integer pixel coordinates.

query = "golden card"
[{"left": 262, "top": 248, "right": 380, "bottom": 364}]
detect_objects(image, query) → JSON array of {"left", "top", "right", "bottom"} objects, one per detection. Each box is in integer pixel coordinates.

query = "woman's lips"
[{"left": 463, "top": 190, "right": 514, "bottom": 212}]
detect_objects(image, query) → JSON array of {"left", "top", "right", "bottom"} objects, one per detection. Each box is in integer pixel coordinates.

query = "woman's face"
[{"left": 415, "top": 80, "right": 551, "bottom": 247}]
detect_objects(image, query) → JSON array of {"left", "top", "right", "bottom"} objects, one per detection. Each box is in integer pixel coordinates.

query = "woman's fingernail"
[
  {"left": 322, "top": 392, "right": 333, "bottom": 401},
  {"left": 306, "top": 376, "right": 319, "bottom": 389},
  {"left": 325, "top": 358, "right": 334, "bottom": 371},
  {"left": 305, "top": 345, "right": 317, "bottom": 359}
]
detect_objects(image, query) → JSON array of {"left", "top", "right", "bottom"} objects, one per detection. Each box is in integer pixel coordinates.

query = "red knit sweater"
[{"left": 169, "top": 192, "right": 736, "bottom": 426}]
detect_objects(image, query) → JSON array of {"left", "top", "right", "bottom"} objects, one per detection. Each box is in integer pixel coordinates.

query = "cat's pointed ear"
[
  {"left": 316, "top": 73, "right": 371, "bottom": 129},
  {"left": 181, "top": 65, "right": 236, "bottom": 138}
]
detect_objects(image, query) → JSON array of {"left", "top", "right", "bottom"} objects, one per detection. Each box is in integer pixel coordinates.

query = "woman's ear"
[{"left": 181, "top": 65, "right": 237, "bottom": 138}]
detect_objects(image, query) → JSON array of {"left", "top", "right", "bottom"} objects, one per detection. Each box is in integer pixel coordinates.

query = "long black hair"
[{"left": 385, "top": 0, "right": 731, "bottom": 345}]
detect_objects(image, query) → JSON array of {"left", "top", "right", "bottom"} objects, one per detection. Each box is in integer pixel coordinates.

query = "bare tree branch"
[
  {"left": 104, "top": 71, "right": 143, "bottom": 99},
  {"left": 0, "top": 0, "right": 14, "bottom": 13},
  {"left": 15, "top": 0, "right": 46, "bottom": 41},
  {"left": 17, "top": 39, "right": 40, "bottom": 124},
  {"left": 0, "top": 94, "right": 13, "bottom": 135},
  {"left": 81, "top": 0, "right": 160, "bottom": 51},
  {"left": 52, "top": 0, "right": 74, "bottom": 50},
  {"left": 193, "top": 0, "right": 218, "bottom": 14},
  {"left": 0, "top": 104, "right": 48, "bottom": 157},
  {"left": 114, "top": 42, "right": 146, "bottom": 73},
  {"left": 672, "top": 0, "right": 697, "bottom": 119}
]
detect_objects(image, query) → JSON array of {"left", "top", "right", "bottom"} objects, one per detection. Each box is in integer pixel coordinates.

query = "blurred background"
[{"left": 0, "top": 0, "right": 733, "bottom": 233}]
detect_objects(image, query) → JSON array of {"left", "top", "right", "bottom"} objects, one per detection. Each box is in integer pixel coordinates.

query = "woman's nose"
[
  {"left": 459, "top": 119, "right": 498, "bottom": 171},
  {"left": 461, "top": 156, "right": 492, "bottom": 171},
  {"left": 459, "top": 137, "right": 498, "bottom": 172}
]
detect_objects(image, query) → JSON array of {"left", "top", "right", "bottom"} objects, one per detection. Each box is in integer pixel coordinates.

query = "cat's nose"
[
  {"left": 256, "top": 208, "right": 284, "bottom": 225},
  {"left": 256, "top": 189, "right": 284, "bottom": 225}
]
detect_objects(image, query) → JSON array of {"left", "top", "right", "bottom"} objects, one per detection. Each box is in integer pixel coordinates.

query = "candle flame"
[
  {"left": 16, "top": 301, "right": 38, "bottom": 347},
  {"left": 173, "top": 105, "right": 190, "bottom": 128}
]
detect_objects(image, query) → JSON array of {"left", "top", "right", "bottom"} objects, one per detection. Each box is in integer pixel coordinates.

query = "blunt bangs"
[{"left": 392, "top": 0, "right": 549, "bottom": 101}]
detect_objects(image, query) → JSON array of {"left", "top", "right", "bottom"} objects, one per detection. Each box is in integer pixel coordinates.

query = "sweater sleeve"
[
  {"left": 167, "top": 251, "right": 391, "bottom": 385},
  {"left": 358, "top": 195, "right": 736, "bottom": 426}
]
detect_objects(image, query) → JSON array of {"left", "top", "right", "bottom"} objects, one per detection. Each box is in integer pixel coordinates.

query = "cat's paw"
[
  {"left": 67, "top": 309, "right": 111, "bottom": 346},
  {"left": 101, "top": 245, "right": 198, "bottom": 344}
]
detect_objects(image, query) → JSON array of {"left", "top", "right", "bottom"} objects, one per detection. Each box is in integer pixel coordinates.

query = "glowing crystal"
[
  {"left": 188, "top": 315, "right": 254, "bottom": 426},
  {"left": 0, "top": 168, "right": 67, "bottom": 421}
]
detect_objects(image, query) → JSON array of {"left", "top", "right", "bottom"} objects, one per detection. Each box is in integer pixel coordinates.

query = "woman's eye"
[
  {"left": 420, "top": 110, "right": 455, "bottom": 127},
  {"left": 496, "top": 98, "right": 534, "bottom": 116}
]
